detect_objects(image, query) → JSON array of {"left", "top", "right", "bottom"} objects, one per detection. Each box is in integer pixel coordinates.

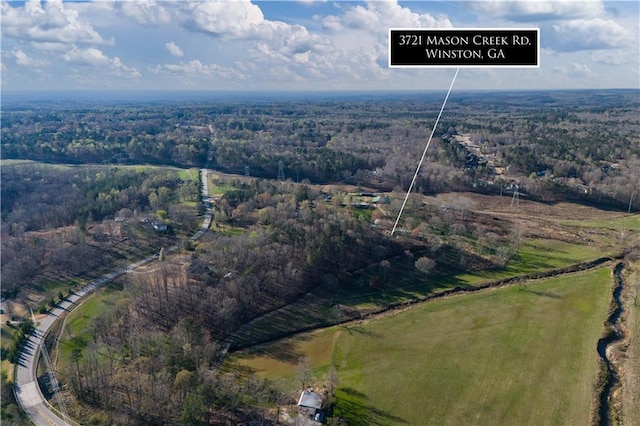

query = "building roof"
[{"left": 298, "top": 390, "right": 323, "bottom": 410}]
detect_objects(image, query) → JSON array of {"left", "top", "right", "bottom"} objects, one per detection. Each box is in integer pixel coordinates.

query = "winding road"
[{"left": 14, "top": 168, "right": 213, "bottom": 426}]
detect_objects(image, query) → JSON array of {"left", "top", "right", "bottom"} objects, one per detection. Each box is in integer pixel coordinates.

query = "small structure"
[
  {"left": 298, "top": 390, "right": 323, "bottom": 410},
  {"left": 371, "top": 195, "right": 390, "bottom": 204},
  {"left": 298, "top": 390, "right": 324, "bottom": 421},
  {"left": 152, "top": 221, "right": 168, "bottom": 233}
]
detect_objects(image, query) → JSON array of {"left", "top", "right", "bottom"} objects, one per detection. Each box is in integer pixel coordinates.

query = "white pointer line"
[{"left": 391, "top": 67, "right": 460, "bottom": 236}]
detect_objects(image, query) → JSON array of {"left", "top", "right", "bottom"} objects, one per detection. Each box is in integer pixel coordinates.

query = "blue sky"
[{"left": 1, "top": 0, "right": 638, "bottom": 92}]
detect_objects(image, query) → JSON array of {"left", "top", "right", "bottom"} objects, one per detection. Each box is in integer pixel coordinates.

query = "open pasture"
[
  {"left": 227, "top": 238, "right": 608, "bottom": 348},
  {"left": 234, "top": 267, "right": 613, "bottom": 425},
  {"left": 562, "top": 214, "right": 640, "bottom": 232}
]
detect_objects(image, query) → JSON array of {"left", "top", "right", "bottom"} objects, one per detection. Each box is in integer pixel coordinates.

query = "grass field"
[
  {"left": 622, "top": 264, "right": 640, "bottom": 424},
  {"left": 451, "top": 238, "right": 608, "bottom": 286},
  {"left": 0, "top": 159, "right": 72, "bottom": 169},
  {"left": 347, "top": 238, "right": 607, "bottom": 309},
  {"left": 177, "top": 168, "right": 200, "bottom": 182},
  {"left": 227, "top": 238, "right": 608, "bottom": 348},
  {"left": 207, "top": 173, "right": 237, "bottom": 196},
  {"left": 57, "top": 283, "right": 126, "bottom": 368},
  {"left": 562, "top": 214, "right": 640, "bottom": 232},
  {"left": 233, "top": 267, "right": 613, "bottom": 425},
  {"left": 1, "top": 323, "right": 15, "bottom": 380}
]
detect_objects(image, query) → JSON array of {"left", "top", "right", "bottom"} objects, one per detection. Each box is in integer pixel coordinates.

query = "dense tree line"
[
  {"left": 3, "top": 90, "right": 638, "bottom": 208},
  {"left": 1, "top": 163, "right": 199, "bottom": 232},
  {"left": 57, "top": 177, "right": 529, "bottom": 424},
  {"left": 0, "top": 163, "right": 200, "bottom": 297},
  {"left": 62, "top": 180, "right": 402, "bottom": 424},
  {"left": 1, "top": 104, "right": 210, "bottom": 166},
  {"left": 2, "top": 90, "right": 638, "bottom": 423},
  {"left": 133, "top": 179, "right": 402, "bottom": 339},
  {"left": 1, "top": 370, "right": 27, "bottom": 425},
  {"left": 64, "top": 301, "right": 288, "bottom": 425},
  {"left": 1, "top": 319, "right": 34, "bottom": 364}
]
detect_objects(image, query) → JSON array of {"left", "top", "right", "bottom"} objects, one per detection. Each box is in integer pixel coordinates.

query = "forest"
[
  {"left": 1, "top": 89, "right": 639, "bottom": 425},
  {"left": 2, "top": 90, "right": 639, "bottom": 209},
  {"left": 1, "top": 162, "right": 201, "bottom": 299}
]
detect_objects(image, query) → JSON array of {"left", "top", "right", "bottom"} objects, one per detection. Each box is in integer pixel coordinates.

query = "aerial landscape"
[{"left": 1, "top": 1, "right": 639, "bottom": 426}]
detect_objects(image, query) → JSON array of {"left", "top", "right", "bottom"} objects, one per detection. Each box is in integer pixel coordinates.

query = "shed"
[
  {"left": 152, "top": 221, "right": 168, "bottom": 232},
  {"left": 298, "top": 390, "right": 323, "bottom": 410},
  {"left": 371, "top": 195, "right": 390, "bottom": 204}
]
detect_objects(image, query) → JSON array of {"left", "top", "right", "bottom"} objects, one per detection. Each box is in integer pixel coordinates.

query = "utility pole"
[
  {"left": 278, "top": 160, "right": 285, "bottom": 181},
  {"left": 510, "top": 184, "right": 519, "bottom": 208}
]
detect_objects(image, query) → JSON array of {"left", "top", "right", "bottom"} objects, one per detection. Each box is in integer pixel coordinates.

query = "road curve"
[{"left": 14, "top": 168, "right": 213, "bottom": 425}]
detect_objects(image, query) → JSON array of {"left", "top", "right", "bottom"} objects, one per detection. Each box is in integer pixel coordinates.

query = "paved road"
[
  {"left": 14, "top": 269, "right": 127, "bottom": 425},
  {"left": 14, "top": 168, "right": 213, "bottom": 425}
]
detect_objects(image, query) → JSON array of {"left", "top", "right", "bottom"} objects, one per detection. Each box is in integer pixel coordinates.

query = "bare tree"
[
  {"left": 415, "top": 256, "right": 436, "bottom": 274},
  {"left": 379, "top": 260, "right": 391, "bottom": 281}
]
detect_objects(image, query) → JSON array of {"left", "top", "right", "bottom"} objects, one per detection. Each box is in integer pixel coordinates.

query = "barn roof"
[{"left": 298, "top": 390, "right": 323, "bottom": 410}]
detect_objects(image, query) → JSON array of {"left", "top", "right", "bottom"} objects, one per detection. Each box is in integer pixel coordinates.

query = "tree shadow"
[
  {"left": 519, "top": 287, "right": 561, "bottom": 299},
  {"left": 334, "top": 387, "right": 409, "bottom": 425},
  {"left": 220, "top": 361, "right": 258, "bottom": 376},
  {"left": 238, "top": 337, "right": 305, "bottom": 364},
  {"left": 342, "top": 325, "right": 381, "bottom": 338}
]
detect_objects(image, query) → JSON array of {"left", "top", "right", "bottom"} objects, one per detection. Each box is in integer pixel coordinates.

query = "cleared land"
[
  {"left": 226, "top": 238, "right": 608, "bottom": 348},
  {"left": 562, "top": 215, "right": 640, "bottom": 232},
  {"left": 233, "top": 267, "right": 613, "bottom": 425},
  {"left": 57, "top": 283, "right": 126, "bottom": 369}
]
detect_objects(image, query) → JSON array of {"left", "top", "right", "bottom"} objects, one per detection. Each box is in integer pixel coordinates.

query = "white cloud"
[
  {"left": 62, "top": 47, "right": 141, "bottom": 78},
  {"left": 246, "top": 35, "right": 387, "bottom": 87},
  {"left": 322, "top": 0, "right": 452, "bottom": 31},
  {"left": 548, "top": 18, "right": 631, "bottom": 52},
  {"left": 179, "top": 0, "right": 280, "bottom": 39},
  {"left": 30, "top": 41, "right": 68, "bottom": 52},
  {"left": 165, "top": 41, "right": 184, "bottom": 57},
  {"left": 1, "top": 0, "right": 636, "bottom": 91},
  {"left": 591, "top": 50, "right": 633, "bottom": 65},
  {"left": 308, "top": 1, "right": 453, "bottom": 87},
  {"left": 151, "top": 59, "right": 242, "bottom": 82},
  {"left": 553, "top": 62, "right": 592, "bottom": 78},
  {"left": 63, "top": 46, "right": 110, "bottom": 65},
  {"left": 297, "top": 0, "right": 328, "bottom": 5},
  {"left": 1, "top": 0, "right": 112, "bottom": 45},
  {"left": 170, "top": 0, "right": 455, "bottom": 90},
  {"left": 469, "top": 0, "right": 606, "bottom": 22},
  {"left": 320, "top": 15, "right": 342, "bottom": 31},
  {"left": 569, "top": 62, "right": 592, "bottom": 77},
  {"left": 178, "top": 0, "right": 335, "bottom": 71},
  {"left": 110, "top": 57, "right": 143, "bottom": 79},
  {"left": 153, "top": 59, "right": 207, "bottom": 75},
  {"left": 12, "top": 48, "right": 46, "bottom": 67},
  {"left": 120, "top": 0, "right": 170, "bottom": 26}
]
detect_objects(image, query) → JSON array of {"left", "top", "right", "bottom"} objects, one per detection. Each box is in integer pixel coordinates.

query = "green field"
[
  {"left": 451, "top": 238, "right": 608, "bottom": 286},
  {"left": 345, "top": 238, "right": 607, "bottom": 309},
  {"left": 57, "top": 284, "right": 126, "bottom": 368},
  {"left": 0, "top": 159, "right": 72, "bottom": 169},
  {"left": 233, "top": 267, "right": 613, "bottom": 425},
  {"left": 1, "top": 324, "right": 15, "bottom": 380},
  {"left": 177, "top": 167, "right": 200, "bottom": 182},
  {"left": 562, "top": 214, "right": 640, "bottom": 232},
  {"left": 207, "top": 173, "right": 237, "bottom": 196},
  {"left": 623, "top": 265, "right": 640, "bottom": 424},
  {"left": 227, "top": 238, "right": 608, "bottom": 347}
]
